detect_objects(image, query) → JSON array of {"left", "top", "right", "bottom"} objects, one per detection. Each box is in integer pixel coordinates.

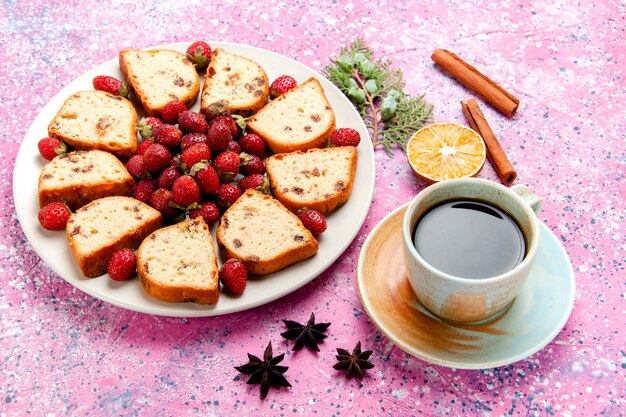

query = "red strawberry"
[
  {"left": 206, "top": 119, "right": 232, "bottom": 153},
  {"left": 142, "top": 143, "right": 172, "bottom": 175},
  {"left": 238, "top": 174, "right": 270, "bottom": 194},
  {"left": 239, "top": 133, "right": 266, "bottom": 157},
  {"left": 136, "top": 139, "right": 154, "bottom": 156},
  {"left": 133, "top": 179, "right": 157, "bottom": 204},
  {"left": 181, "top": 133, "right": 208, "bottom": 150},
  {"left": 153, "top": 123, "right": 183, "bottom": 149},
  {"left": 219, "top": 258, "right": 247, "bottom": 294},
  {"left": 203, "top": 100, "right": 230, "bottom": 120},
  {"left": 38, "top": 202, "right": 71, "bottom": 231},
  {"left": 180, "top": 143, "right": 211, "bottom": 172},
  {"left": 137, "top": 117, "right": 163, "bottom": 139},
  {"left": 227, "top": 140, "right": 241, "bottom": 154},
  {"left": 217, "top": 183, "right": 242, "bottom": 208},
  {"left": 269, "top": 75, "right": 297, "bottom": 99},
  {"left": 193, "top": 164, "right": 220, "bottom": 194},
  {"left": 38, "top": 137, "right": 67, "bottom": 160},
  {"left": 214, "top": 151, "right": 240, "bottom": 182},
  {"left": 178, "top": 110, "right": 208, "bottom": 134},
  {"left": 212, "top": 115, "right": 239, "bottom": 138},
  {"left": 186, "top": 41, "right": 212, "bottom": 69},
  {"left": 240, "top": 153, "right": 265, "bottom": 176},
  {"left": 297, "top": 209, "right": 327, "bottom": 236},
  {"left": 172, "top": 175, "right": 201, "bottom": 207},
  {"left": 126, "top": 154, "right": 148, "bottom": 179},
  {"left": 157, "top": 166, "right": 182, "bottom": 190},
  {"left": 93, "top": 75, "right": 129, "bottom": 97},
  {"left": 189, "top": 201, "right": 220, "bottom": 225},
  {"left": 150, "top": 188, "right": 178, "bottom": 219},
  {"left": 161, "top": 99, "right": 187, "bottom": 124},
  {"left": 107, "top": 249, "right": 137, "bottom": 281},
  {"left": 330, "top": 128, "right": 361, "bottom": 147}
]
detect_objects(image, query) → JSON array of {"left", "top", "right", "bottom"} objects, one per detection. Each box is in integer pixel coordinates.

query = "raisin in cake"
[
  {"left": 66, "top": 196, "right": 163, "bottom": 278},
  {"left": 48, "top": 90, "right": 138, "bottom": 159},
  {"left": 246, "top": 77, "right": 336, "bottom": 153},
  {"left": 200, "top": 48, "right": 269, "bottom": 116},
  {"left": 38, "top": 150, "right": 135, "bottom": 210},
  {"left": 119, "top": 48, "right": 200, "bottom": 117},
  {"left": 216, "top": 189, "right": 319, "bottom": 275},
  {"left": 137, "top": 218, "right": 219, "bottom": 304},
  {"left": 265, "top": 146, "right": 358, "bottom": 214}
]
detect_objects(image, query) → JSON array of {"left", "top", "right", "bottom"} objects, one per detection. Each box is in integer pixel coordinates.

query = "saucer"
[{"left": 356, "top": 204, "right": 575, "bottom": 369}]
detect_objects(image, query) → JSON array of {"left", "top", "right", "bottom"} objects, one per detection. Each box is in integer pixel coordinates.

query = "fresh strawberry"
[
  {"left": 217, "top": 183, "right": 242, "bottom": 208},
  {"left": 171, "top": 175, "right": 201, "bottom": 207},
  {"left": 133, "top": 178, "right": 157, "bottom": 204},
  {"left": 126, "top": 155, "right": 148, "bottom": 179},
  {"left": 137, "top": 117, "right": 163, "bottom": 139},
  {"left": 238, "top": 174, "right": 270, "bottom": 194},
  {"left": 297, "top": 208, "right": 327, "bottom": 236},
  {"left": 193, "top": 164, "right": 220, "bottom": 194},
  {"left": 269, "top": 75, "right": 297, "bottom": 99},
  {"left": 227, "top": 140, "right": 241, "bottom": 154},
  {"left": 206, "top": 119, "right": 232, "bottom": 153},
  {"left": 203, "top": 100, "right": 230, "bottom": 120},
  {"left": 107, "top": 249, "right": 137, "bottom": 281},
  {"left": 214, "top": 151, "right": 240, "bottom": 182},
  {"left": 240, "top": 153, "right": 265, "bottom": 176},
  {"left": 93, "top": 75, "right": 129, "bottom": 97},
  {"left": 178, "top": 110, "right": 208, "bottom": 134},
  {"left": 157, "top": 166, "right": 182, "bottom": 190},
  {"left": 180, "top": 143, "right": 211, "bottom": 172},
  {"left": 38, "top": 202, "right": 71, "bottom": 231},
  {"left": 212, "top": 115, "right": 239, "bottom": 138},
  {"left": 189, "top": 201, "right": 220, "bottom": 225},
  {"left": 161, "top": 99, "right": 187, "bottom": 124},
  {"left": 239, "top": 133, "right": 266, "bottom": 157},
  {"left": 142, "top": 143, "right": 172, "bottom": 175},
  {"left": 186, "top": 41, "right": 212, "bottom": 69},
  {"left": 153, "top": 123, "right": 182, "bottom": 149},
  {"left": 37, "top": 137, "right": 67, "bottom": 160},
  {"left": 219, "top": 258, "right": 247, "bottom": 294},
  {"left": 150, "top": 188, "right": 178, "bottom": 219},
  {"left": 136, "top": 139, "right": 154, "bottom": 156},
  {"left": 181, "top": 133, "right": 208, "bottom": 150},
  {"left": 330, "top": 128, "right": 361, "bottom": 147}
]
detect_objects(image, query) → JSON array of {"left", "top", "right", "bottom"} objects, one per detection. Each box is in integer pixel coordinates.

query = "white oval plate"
[{"left": 13, "top": 42, "right": 376, "bottom": 317}]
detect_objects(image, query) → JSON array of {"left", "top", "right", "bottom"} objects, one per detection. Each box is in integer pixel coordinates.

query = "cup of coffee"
[{"left": 402, "top": 178, "right": 542, "bottom": 324}]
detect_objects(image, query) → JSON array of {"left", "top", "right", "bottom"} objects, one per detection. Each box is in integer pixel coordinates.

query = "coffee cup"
[{"left": 402, "top": 178, "right": 542, "bottom": 324}]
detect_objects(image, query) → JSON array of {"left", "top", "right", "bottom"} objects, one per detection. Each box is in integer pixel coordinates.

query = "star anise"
[
  {"left": 280, "top": 312, "right": 331, "bottom": 351},
  {"left": 234, "top": 342, "right": 291, "bottom": 399},
  {"left": 332, "top": 341, "right": 375, "bottom": 380}
]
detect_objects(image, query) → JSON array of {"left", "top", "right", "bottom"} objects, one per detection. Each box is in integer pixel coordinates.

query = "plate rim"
[
  {"left": 356, "top": 203, "right": 576, "bottom": 369},
  {"left": 13, "top": 40, "right": 376, "bottom": 317}
]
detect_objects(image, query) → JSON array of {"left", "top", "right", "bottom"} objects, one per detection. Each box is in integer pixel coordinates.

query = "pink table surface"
[{"left": 1, "top": 1, "right": 624, "bottom": 415}]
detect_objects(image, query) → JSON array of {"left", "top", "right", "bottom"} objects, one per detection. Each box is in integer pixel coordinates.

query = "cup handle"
[{"left": 510, "top": 184, "right": 543, "bottom": 214}]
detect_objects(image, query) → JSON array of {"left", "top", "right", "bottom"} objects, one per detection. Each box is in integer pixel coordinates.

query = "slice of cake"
[
  {"left": 216, "top": 189, "right": 319, "bottom": 275},
  {"left": 246, "top": 77, "right": 336, "bottom": 153},
  {"left": 38, "top": 150, "right": 135, "bottom": 210},
  {"left": 66, "top": 196, "right": 163, "bottom": 278},
  {"left": 48, "top": 90, "right": 138, "bottom": 159},
  {"left": 137, "top": 218, "right": 219, "bottom": 304},
  {"left": 265, "top": 146, "right": 358, "bottom": 214},
  {"left": 119, "top": 48, "right": 200, "bottom": 117},
  {"left": 200, "top": 48, "right": 269, "bottom": 116}
]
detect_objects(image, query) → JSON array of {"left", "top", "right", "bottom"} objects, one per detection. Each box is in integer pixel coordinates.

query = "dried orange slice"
[{"left": 406, "top": 122, "right": 486, "bottom": 183}]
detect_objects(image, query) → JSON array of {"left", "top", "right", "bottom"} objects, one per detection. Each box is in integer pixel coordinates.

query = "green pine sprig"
[{"left": 323, "top": 39, "right": 433, "bottom": 155}]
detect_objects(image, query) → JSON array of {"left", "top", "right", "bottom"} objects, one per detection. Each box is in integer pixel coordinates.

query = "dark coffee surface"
[{"left": 413, "top": 200, "right": 526, "bottom": 279}]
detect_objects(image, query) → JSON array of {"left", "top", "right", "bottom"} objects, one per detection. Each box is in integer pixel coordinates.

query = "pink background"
[{"left": 1, "top": 0, "right": 624, "bottom": 415}]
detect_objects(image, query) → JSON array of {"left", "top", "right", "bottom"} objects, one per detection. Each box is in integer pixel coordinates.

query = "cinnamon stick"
[
  {"left": 432, "top": 49, "right": 520, "bottom": 117},
  {"left": 462, "top": 99, "right": 517, "bottom": 185}
]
